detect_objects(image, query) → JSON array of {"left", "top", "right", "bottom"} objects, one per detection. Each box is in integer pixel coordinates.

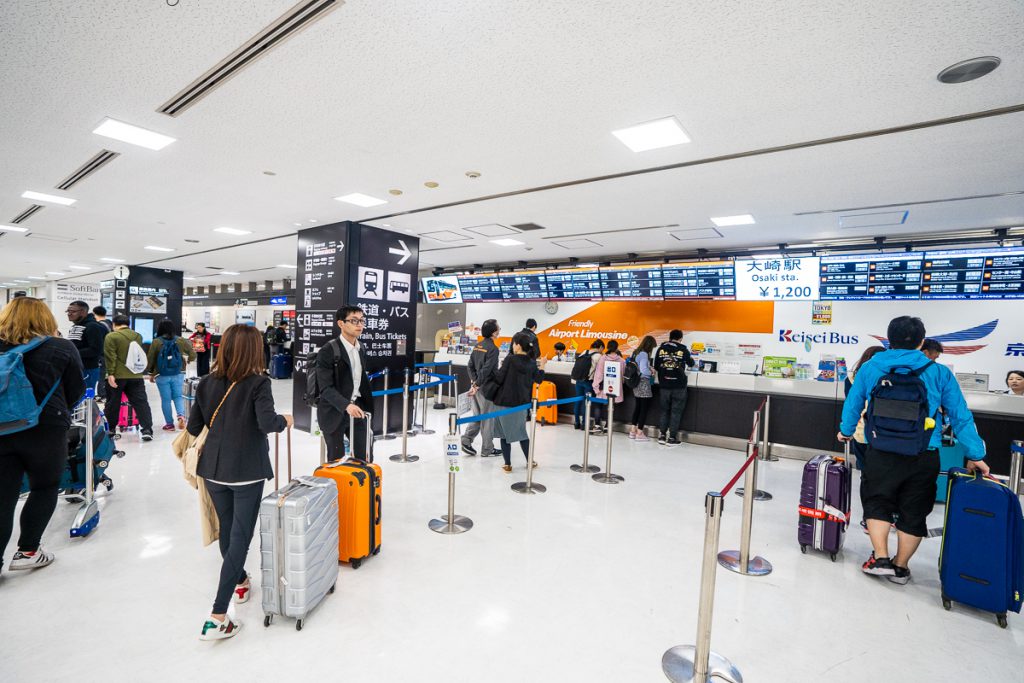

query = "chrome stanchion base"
[
  {"left": 432, "top": 402, "right": 446, "bottom": 410},
  {"left": 429, "top": 514, "right": 473, "bottom": 534},
  {"left": 592, "top": 472, "right": 624, "bottom": 484},
  {"left": 389, "top": 454, "right": 420, "bottom": 463},
  {"left": 733, "top": 487, "right": 773, "bottom": 501},
  {"left": 376, "top": 434, "right": 398, "bottom": 441},
  {"left": 570, "top": 463, "right": 600, "bottom": 473},
  {"left": 661, "top": 646, "right": 743, "bottom": 683},
  {"left": 511, "top": 481, "right": 547, "bottom": 494},
  {"left": 419, "top": 428, "right": 437, "bottom": 435},
  {"left": 716, "top": 550, "right": 773, "bottom": 576}
]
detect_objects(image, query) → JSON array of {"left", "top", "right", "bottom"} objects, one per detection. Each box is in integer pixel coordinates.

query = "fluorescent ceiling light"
[
  {"left": 276, "top": 264, "right": 297, "bottom": 268},
  {"left": 69, "top": 265, "right": 92, "bottom": 270},
  {"left": 214, "top": 227, "right": 251, "bottom": 236},
  {"left": 21, "top": 191, "right": 76, "bottom": 206},
  {"left": 221, "top": 271, "right": 240, "bottom": 276},
  {"left": 144, "top": 245, "right": 176, "bottom": 252},
  {"left": 27, "top": 276, "right": 46, "bottom": 280},
  {"left": 490, "top": 238, "right": 525, "bottom": 247},
  {"left": 183, "top": 277, "right": 196, "bottom": 281},
  {"left": 93, "top": 117, "right": 176, "bottom": 151},
  {"left": 612, "top": 116, "right": 691, "bottom": 152},
  {"left": 2, "top": 282, "right": 17, "bottom": 286},
  {"left": 334, "top": 193, "right": 388, "bottom": 208},
  {"left": 100, "top": 257, "right": 126, "bottom": 263},
  {"left": 710, "top": 214, "right": 756, "bottom": 227},
  {"left": 14, "top": 280, "right": 29, "bottom": 284},
  {"left": 0, "top": 224, "right": 29, "bottom": 233},
  {"left": 45, "top": 271, "right": 65, "bottom": 276}
]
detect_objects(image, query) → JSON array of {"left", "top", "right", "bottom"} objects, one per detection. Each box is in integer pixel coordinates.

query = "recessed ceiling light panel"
[
  {"left": 221, "top": 271, "right": 241, "bottom": 275},
  {"left": 21, "top": 191, "right": 76, "bottom": 206},
  {"left": 276, "top": 264, "right": 297, "bottom": 268},
  {"left": 214, "top": 227, "right": 252, "bottom": 236},
  {"left": 612, "top": 116, "right": 691, "bottom": 152},
  {"left": 144, "top": 245, "right": 176, "bottom": 252},
  {"left": 93, "top": 118, "right": 177, "bottom": 150},
  {"left": 100, "top": 257, "right": 126, "bottom": 263},
  {"left": 710, "top": 214, "right": 756, "bottom": 227},
  {"left": 335, "top": 193, "right": 387, "bottom": 207},
  {"left": 0, "top": 224, "right": 29, "bottom": 233},
  {"left": 489, "top": 238, "right": 525, "bottom": 247},
  {"left": 69, "top": 265, "right": 92, "bottom": 270}
]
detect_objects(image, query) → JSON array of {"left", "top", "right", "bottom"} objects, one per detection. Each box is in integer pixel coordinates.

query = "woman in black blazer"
[{"left": 187, "top": 324, "right": 292, "bottom": 641}]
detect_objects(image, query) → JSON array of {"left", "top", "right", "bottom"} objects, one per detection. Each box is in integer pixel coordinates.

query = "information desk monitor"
[
  {"left": 598, "top": 264, "right": 664, "bottom": 300},
  {"left": 662, "top": 260, "right": 735, "bottom": 299},
  {"left": 819, "top": 253, "right": 924, "bottom": 300},
  {"left": 921, "top": 247, "right": 1024, "bottom": 299},
  {"left": 545, "top": 267, "right": 602, "bottom": 301}
]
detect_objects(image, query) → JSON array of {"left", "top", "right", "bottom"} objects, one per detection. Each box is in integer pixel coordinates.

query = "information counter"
[{"left": 433, "top": 349, "right": 1024, "bottom": 475}]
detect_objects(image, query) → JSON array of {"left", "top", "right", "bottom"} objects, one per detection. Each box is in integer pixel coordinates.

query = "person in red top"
[{"left": 190, "top": 323, "right": 213, "bottom": 377}]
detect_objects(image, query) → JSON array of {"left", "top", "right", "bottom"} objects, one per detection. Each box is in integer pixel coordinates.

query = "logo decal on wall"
[
  {"left": 778, "top": 330, "right": 859, "bottom": 345},
  {"left": 870, "top": 319, "right": 998, "bottom": 355},
  {"left": 1005, "top": 342, "right": 1024, "bottom": 357}
]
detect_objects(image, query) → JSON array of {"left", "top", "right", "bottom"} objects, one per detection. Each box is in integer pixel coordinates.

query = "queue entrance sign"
[{"left": 603, "top": 360, "right": 622, "bottom": 397}]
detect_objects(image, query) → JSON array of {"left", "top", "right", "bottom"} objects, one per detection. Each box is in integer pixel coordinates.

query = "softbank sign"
[{"left": 778, "top": 330, "right": 860, "bottom": 345}]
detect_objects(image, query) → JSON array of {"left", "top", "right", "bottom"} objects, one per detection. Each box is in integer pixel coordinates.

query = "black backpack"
[
  {"left": 570, "top": 352, "right": 592, "bottom": 381},
  {"left": 304, "top": 339, "right": 340, "bottom": 407},
  {"left": 864, "top": 361, "right": 936, "bottom": 456},
  {"left": 623, "top": 353, "right": 641, "bottom": 389}
]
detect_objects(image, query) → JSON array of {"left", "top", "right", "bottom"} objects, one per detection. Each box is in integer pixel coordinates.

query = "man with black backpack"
[
  {"left": 570, "top": 339, "right": 604, "bottom": 430},
  {"left": 653, "top": 330, "right": 695, "bottom": 445},
  {"left": 839, "top": 316, "right": 988, "bottom": 585},
  {"left": 462, "top": 319, "right": 501, "bottom": 457}
]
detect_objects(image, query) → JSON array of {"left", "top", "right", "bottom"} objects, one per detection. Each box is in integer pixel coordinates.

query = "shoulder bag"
[{"left": 183, "top": 381, "right": 237, "bottom": 478}]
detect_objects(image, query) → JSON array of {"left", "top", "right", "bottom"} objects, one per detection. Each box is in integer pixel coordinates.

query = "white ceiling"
[{"left": 1, "top": 0, "right": 1022, "bottom": 283}]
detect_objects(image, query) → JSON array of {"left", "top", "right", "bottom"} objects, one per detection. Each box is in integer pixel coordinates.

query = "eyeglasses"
[{"left": 344, "top": 318, "right": 366, "bottom": 326}]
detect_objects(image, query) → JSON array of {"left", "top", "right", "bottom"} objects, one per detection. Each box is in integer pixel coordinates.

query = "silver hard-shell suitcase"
[{"left": 260, "top": 431, "right": 340, "bottom": 631}]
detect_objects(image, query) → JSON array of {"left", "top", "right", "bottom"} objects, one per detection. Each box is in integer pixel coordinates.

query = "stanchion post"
[
  {"left": 761, "top": 395, "right": 777, "bottom": 461},
  {"left": 381, "top": 369, "right": 396, "bottom": 440},
  {"left": 735, "top": 406, "right": 772, "bottom": 501},
  {"left": 593, "top": 394, "right": 624, "bottom": 484},
  {"left": 430, "top": 413, "right": 473, "bottom": 533},
  {"left": 433, "top": 362, "right": 448, "bottom": 409},
  {"left": 718, "top": 435, "right": 773, "bottom": 576},
  {"left": 571, "top": 394, "right": 599, "bottom": 473},
  {"left": 1010, "top": 440, "right": 1023, "bottom": 497},
  {"left": 512, "top": 399, "right": 546, "bottom": 494},
  {"left": 662, "top": 493, "right": 743, "bottom": 683},
  {"left": 389, "top": 370, "right": 419, "bottom": 463},
  {"left": 418, "top": 370, "right": 436, "bottom": 434}
]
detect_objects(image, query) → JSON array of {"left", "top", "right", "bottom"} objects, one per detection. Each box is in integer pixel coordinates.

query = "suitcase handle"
[
  {"left": 348, "top": 411, "right": 373, "bottom": 462},
  {"left": 274, "top": 426, "right": 292, "bottom": 490}
]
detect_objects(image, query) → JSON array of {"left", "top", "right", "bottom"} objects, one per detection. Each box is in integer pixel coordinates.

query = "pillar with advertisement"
[{"left": 292, "top": 221, "right": 420, "bottom": 434}]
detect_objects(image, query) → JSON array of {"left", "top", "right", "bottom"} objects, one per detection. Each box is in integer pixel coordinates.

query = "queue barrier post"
[
  {"left": 571, "top": 393, "right": 599, "bottom": 473},
  {"left": 430, "top": 413, "right": 474, "bottom": 534},
  {"left": 417, "top": 370, "right": 436, "bottom": 435},
  {"left": 760, "top": 395, "right": 777, "bottom": 462},
  {"left": 1010, "top": 441, "right": 1023, "bottom": 497},
  {"left": 593, "top": 394, "right": 624, "bottom": 484},
  {"left": 433, "top": 361, "right": 450, "bottom": 409},
  {"left": 735, "top": 401, "right": 772, "bottom": 501},
  {"left": 717, "top": 415, "right": 773, "bottom": 577},
  {"left": 389, "top": 369, "right": 420, "bottom": 463},
  {"left": 380, "top": 369, "right": 396, "bottom": 440},
  {"left": 661, "top": 492, "right": 743, "bottom": 683},
  {"left": 70, "top": 390, "right": 101, "bottom": 538},
  {"left": 512, "top": 398, "right": 546, "bottom": 495}
]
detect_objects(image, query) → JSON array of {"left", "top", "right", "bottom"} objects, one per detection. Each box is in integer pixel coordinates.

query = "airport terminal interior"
[{"left": 1, "top": 2, "right": 1023, "bottom": 681}]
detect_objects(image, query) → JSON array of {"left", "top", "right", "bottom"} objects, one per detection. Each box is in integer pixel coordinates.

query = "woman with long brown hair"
[
  {"left": 0, "top": 297, "right": 85, "bottom": 574},
  {"left": 186, "top": 324, "right": 292, "bottom": 641},
  {"left": 628, "top": 335, "right": 657, "bottom": 441}
]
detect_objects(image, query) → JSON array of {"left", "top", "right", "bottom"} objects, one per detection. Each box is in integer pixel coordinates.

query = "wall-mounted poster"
[
  {"left": 811, "top": 301, "right": 833, "bottom": 325},
  {"left": 762, "top": 356, "right": 797, "bottom": 378},
  {"left": 128, "top": 286, "right": 169, "bottom": 313}
]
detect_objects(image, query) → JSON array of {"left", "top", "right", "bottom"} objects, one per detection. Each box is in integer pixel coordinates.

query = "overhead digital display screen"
[
  {"left": 457, "top": 273, "right": 503, "bottom": 302},
  {"left": 498, "top": 270, "right": 548, "bottom": 301},
  {"left": 734, "top": 256, "right": 820, "bottom": 301},
  {"left": 661, "top": 260, "right": 735, "bottom": 299},
  {"left": 819, "top": 253, "right": 924, "bottom": 300},
  {"left": 599, "top": 264, "right": 664, "bottom": 300},
  {"left": 545, "top": 267, "right": 602, "bottom": 300},
  {"left": 421, "top": 276, "right": 463, "bottom": 304},
  {"left": 921, "top": 247, "right": 1024, "bottom": 299}
]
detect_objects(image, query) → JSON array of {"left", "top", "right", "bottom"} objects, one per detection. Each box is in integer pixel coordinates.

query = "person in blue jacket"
[{"left": 838, "top": 316, "right": 989, "bottom": 586}]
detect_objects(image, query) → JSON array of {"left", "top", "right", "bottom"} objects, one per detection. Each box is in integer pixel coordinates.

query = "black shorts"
[{"left": 861, "top": 446, "right": 939, "bottom": 538}]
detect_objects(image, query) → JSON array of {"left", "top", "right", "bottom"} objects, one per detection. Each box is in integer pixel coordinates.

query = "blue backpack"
[
  {"left": 0, "top": 337, "right": 62, "bottom": 436},
  {"left": 156, "top": 337, "right": 183, "bottom": 376},
  {"left": 864, "top": 361, "right": 936, "bottom": 456}
]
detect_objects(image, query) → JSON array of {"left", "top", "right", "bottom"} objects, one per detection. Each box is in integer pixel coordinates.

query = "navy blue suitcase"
[
  {"left": 939, "top": 468, "right": 1024, "bottom": 628},
  {"left": 270, "top": 353, "right": 292, "bottom": 379}
]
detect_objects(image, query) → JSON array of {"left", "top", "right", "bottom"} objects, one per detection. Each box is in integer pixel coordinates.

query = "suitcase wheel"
[
  {"left": 351, "top": 558, "right": 362, "bottom": 569},
  {"left": 116, "top": 450, "right": 126, "bottom": 458},
  {"left": 799, "top": 544, "right": 807, "bottom": 554},
  {"left": 329, "top": 583, "right": 336, "bottom": 594},
  {"left": 830, "top": 553, "right": 837, "bottom": 562},
  {"left": 372, "top": 546, "right": 380, "bottom": 556},
  {"left": 102, "top": 477, "right": 113, "bottom": 492},
  {"left": 264, "top": 615, "right": 272, "bottom": 627},
  {"left": 997, "top": 614, "right": 1008, "bottom": 629},
  {"left": 941, "top": 596, "right": 952, "bottom": 611},
  {"left": 295, "top": 619, "right": 303, "bottom": 632}
]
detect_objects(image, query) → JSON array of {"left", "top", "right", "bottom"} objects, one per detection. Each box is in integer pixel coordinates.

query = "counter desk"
[{"left": 431, "top": 349, "right": 1024, "bottom": 476}]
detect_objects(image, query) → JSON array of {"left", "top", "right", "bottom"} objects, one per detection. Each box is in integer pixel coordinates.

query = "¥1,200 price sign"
[{"left": 735, "top": 256, "right": 821, "bottom": 301}]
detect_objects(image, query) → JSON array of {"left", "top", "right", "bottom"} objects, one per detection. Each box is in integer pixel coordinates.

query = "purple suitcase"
[{"left": 798, "top": 447, "right": 852, "bottom": 561}]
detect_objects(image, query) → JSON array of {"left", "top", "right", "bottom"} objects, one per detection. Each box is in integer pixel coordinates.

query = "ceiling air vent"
[
  {"left": 25, "top": 233, "right": 76, "bottom": 243},
  {"left": 56, "top": 150, "right": 120, "bottom": 190},
  {"left": 512, "top": 222, "right": 547, "bottom": 232},
  {"left": 157, "top": 0, "right": 343, "bottom": 117},
  {"left": 11, "top": 205, "right": 44, "bottom": 224}
]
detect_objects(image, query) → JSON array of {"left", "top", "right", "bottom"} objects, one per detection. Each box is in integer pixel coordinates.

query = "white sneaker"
[
  {"left": 200, "top": 616, "right": 242, "bottom": 640},
  {"left": 9, "top": 548, "right": 54, "bottom": 571},
  {"left": 233, "top": 575, "right": 251, "bottom": 604}
]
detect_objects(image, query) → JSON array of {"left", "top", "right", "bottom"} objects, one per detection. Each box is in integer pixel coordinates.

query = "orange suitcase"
[
  {"left": 532, "top": 381, "right": 558, "bottom": 425},
  {"left": 313, "top": 415, "right": 382, "bottom": 569}
]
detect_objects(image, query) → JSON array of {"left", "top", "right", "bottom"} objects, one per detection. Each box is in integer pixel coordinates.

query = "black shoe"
[
  {"left": 888, "top": 565, "right": 911, "bottom": 585},
  {"left": 141, "top": 430, "right": 154, "bottom": 442},
  {"left": 861, "top": 552, "right": 896, "bottom": 577},
  {"left": 657, "top": 433, "right": 667, "bottom": 445},
  {"left": 574, "top": 423, "right": 583, "bottom": 430},
  {"left": 482, "top": 449, "right": 502, "bottom": 458},
  {"left": 461, "top": 444, "right": 478, "bottom": 457},
  {"left": 667, "top": 436, "right": 681, "bottom": 445}
]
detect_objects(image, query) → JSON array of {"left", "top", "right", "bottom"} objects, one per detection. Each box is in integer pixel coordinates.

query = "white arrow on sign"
[{"left": 389, "top": 239, "right": 412, "bottom": 265}]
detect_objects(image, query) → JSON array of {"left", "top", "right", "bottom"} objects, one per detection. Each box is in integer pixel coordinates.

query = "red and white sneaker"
[
  {"left": 200, "top": 616, "right": 242, "bottom": 641},
  {"left": 233, "top": 575, "right": 251, "bottom": 604}
]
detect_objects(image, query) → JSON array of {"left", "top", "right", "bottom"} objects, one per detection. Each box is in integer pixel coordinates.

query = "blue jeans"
[
  {"left": 82, "top": 367, "right": 101, "bottom": 396},
  {"left": 155, "top": 373, "right": 185, "bottom": 425},
  {"left": 573, "top": 380, "right": 593, "bottom": 426}
]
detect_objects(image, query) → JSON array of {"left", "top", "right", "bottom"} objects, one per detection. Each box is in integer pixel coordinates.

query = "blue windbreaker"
[{"left": 840, "top": 349, "right": 986, "bottom": 460}]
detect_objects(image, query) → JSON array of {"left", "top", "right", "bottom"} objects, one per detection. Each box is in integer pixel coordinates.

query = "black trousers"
[
  {"left": 0, "top": 426, "right": 67, "bottom": 566},
  {"left": 196, "top": 351, "right": 211, "bottom": 377},
  {"left": 103, "top": 378, "right": 154, "bottom": 432},
  {"left": 206, "top": 480, "right": 263, "bottom": 614},
  {"left": 631, "top": 396, "right": 652, "bottom": 430},
  {"left": 324, "top": 415, "right": 373, "bottom": 462},
  {"left": 658, "top": 387, "right": 688, "bottom": 436}
]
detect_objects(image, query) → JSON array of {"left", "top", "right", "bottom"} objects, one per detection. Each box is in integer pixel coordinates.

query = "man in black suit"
[{"left": 315, "top": 305, "right": 373, "bottom": 461}]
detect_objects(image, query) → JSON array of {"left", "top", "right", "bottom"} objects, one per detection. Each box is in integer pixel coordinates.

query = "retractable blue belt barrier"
[
  {"left": 414, "top": 361, "right": 453, "bottom": 369},
  {"left": 368, "top": 370, "right": 387, "bottom": 380},
  {"left": 371, "top": 387, "right": 405, "bottom": 397},
  {"left": 456, "top": 402, "right": 531, "bottom": 426},
  {"left": 537, "top": 396, "right": 584, "bottom": 408},
  {"left": 589, "top": 396, "right": 609, "bottom": 404}
]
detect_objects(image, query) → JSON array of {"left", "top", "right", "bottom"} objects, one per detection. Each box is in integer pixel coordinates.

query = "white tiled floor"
[{"left": 2, "top": 380, "right": 1021, "bottom": 682}]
